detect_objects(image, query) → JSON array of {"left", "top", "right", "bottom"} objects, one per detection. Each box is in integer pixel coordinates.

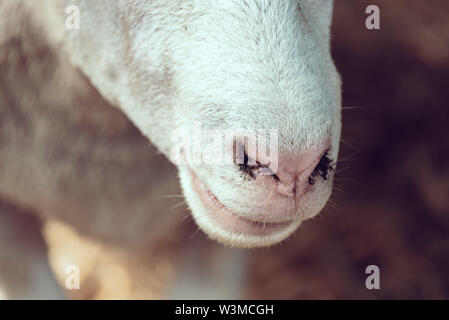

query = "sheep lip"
[{"left": 188, "top": 169, "right": 296, "bottom": 236}]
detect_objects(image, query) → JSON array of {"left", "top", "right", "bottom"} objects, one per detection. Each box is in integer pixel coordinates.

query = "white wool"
[{"left": 44, "top": 0, "right": 341, "bottom": 247}]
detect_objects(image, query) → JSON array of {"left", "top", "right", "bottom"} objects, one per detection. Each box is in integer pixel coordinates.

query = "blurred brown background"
[{"left": 245, "top": 0, "right": 449, "bottom": 299}]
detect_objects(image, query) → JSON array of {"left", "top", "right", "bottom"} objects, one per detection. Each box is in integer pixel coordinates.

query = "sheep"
[{"left": 0, "top": 0, "right": 341, "bottom": 298}]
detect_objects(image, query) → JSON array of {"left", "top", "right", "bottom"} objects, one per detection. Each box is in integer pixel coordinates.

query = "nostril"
[
  {"left": 308, "top": 151, "right": 334, "bottom": 185},
  {"left": 236, "top": 148, "right": 278, "bottom": 180},
  {"left": 235, "top": 141, "right": 334, "bottom": 187}
]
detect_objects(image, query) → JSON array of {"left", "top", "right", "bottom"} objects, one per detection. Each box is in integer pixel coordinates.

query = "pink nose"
[
  {"left": 242, "top": 144, "right": 332, "bottom": 222},
  {"left": 266, "top": 148, "right": 330, "bottom": 198},
  {"left": 232, "top": 138, "right": 333, "bottom": 221},
  {"left": 233, "top": 144, "right": 333, "bottom": 222}
]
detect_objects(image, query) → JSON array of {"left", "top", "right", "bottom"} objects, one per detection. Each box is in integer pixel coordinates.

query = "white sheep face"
[{"left": 58, "top": 0, "right": 342, "bottom": 247}]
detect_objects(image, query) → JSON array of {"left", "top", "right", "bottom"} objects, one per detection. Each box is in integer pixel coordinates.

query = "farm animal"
[{"left": 0, "top": 0, "right": 341, "bottom": 298}]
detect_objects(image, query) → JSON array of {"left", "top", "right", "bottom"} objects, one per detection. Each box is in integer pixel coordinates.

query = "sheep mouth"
[{"left": 188, "top": 168, "right": 297, "bottom": 237}]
